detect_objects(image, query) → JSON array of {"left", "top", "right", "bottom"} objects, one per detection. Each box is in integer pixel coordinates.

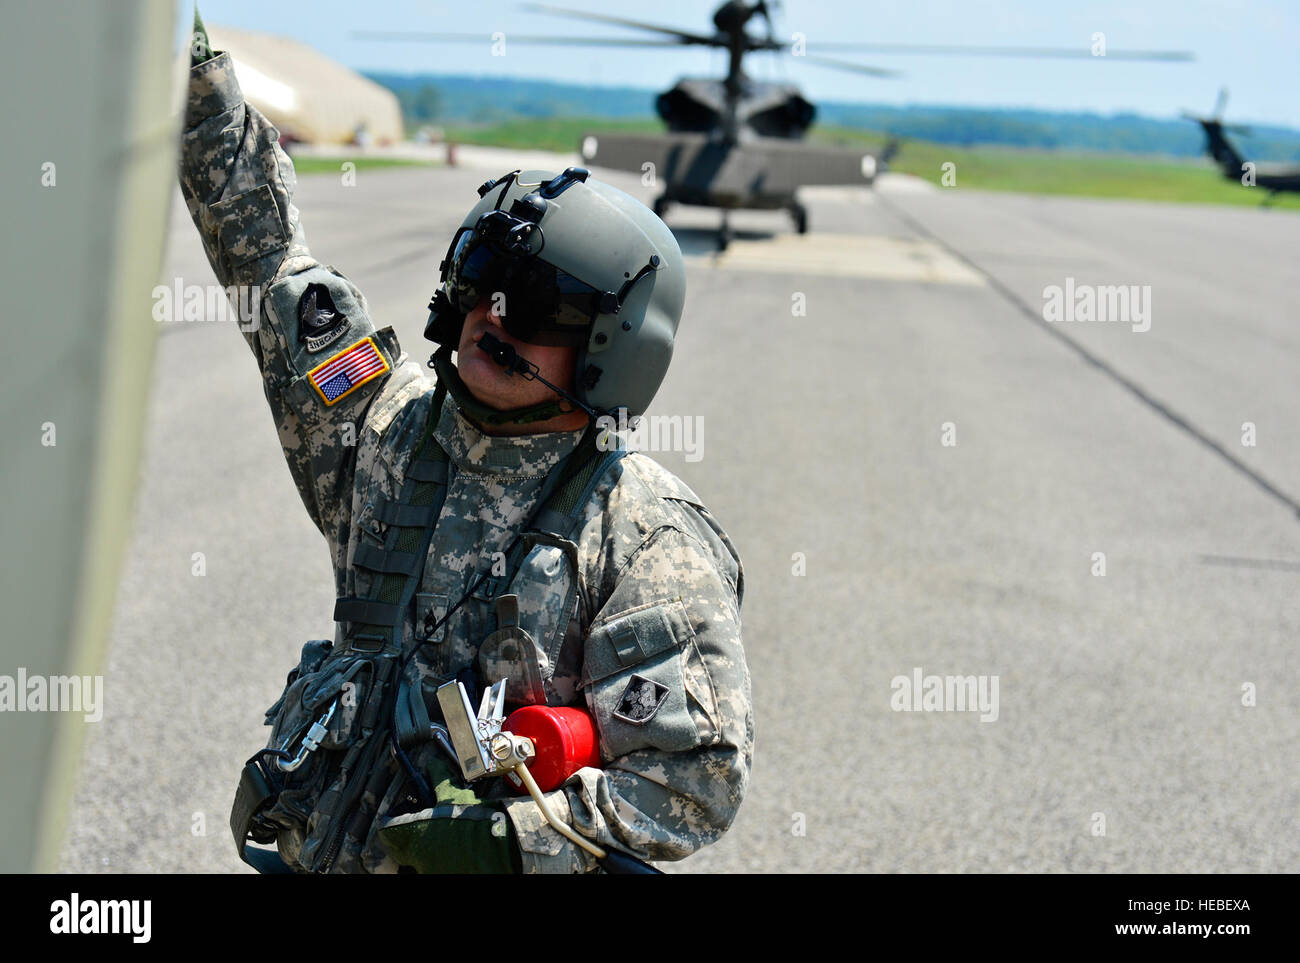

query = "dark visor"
[{"left": 441, "top": 216, "right": 611, "bottom": 348}]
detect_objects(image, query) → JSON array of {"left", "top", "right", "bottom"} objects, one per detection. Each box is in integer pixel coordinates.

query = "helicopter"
[
  {"left": 1184, "top": 89, "right": 1300, "bottom": 202},
  {"left": 358, "top": 1, "right": 1194, "bottom": 249}
]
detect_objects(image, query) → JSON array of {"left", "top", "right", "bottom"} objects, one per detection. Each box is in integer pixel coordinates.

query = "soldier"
[{"left": 183, "top": 16, "right": 751, "bottom": 874}]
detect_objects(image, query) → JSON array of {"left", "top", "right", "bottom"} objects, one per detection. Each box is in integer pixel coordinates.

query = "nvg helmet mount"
[{"left": 425, "top": 167, "right": 685, "bottom": 423}]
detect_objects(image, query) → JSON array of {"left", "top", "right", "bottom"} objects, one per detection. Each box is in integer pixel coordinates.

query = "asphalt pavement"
[{"left": 58, "top": 152, "right": 1300, "bottom": 873}]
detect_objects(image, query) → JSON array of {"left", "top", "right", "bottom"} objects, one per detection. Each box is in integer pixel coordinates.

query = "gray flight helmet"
[{"left": 429, "top": 168, "right": 685, "bottom": 420}]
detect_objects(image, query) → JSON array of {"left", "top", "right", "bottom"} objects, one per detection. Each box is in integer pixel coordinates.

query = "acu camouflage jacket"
[{"left": 179, "top": 53, "right": 752, "bottom": 873}]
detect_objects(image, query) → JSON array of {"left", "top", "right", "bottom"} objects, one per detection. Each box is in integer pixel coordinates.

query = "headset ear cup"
[
  {"left": 424, "top": 291, "right": 465, "bottom": 346},
  {"left": 424, "top": 306, "right": 464, "bottom": 347}
]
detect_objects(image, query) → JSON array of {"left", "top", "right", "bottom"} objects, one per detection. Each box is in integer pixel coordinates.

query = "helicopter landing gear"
[
  {"left": 717, "top": 211, "right": 732, "bottom": 252},
  {"left": 790, "top": 201, "right": 808, "bottom": 235}
]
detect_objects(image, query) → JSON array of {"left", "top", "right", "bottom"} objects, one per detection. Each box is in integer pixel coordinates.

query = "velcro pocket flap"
[
  {"left": 581, "top": 598, "right": 700, "bottom": 759},
  {"left": 583, "top": 598, "right": 692, "bottom": 685},
  {"left": 212, "top": 183, "right": 288, "bottom": 269}
]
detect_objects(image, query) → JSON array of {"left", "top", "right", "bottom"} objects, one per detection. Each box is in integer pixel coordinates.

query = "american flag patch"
[{"left": 306, "top": 336, "right": 390, "bottom": 405}]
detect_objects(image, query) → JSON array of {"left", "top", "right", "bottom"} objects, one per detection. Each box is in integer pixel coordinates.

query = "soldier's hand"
[{"left": 376, "top": 755, "right": 522, "bottom": 874}]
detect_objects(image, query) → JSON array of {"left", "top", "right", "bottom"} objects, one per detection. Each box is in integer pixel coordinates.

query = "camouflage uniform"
[{"left": 181, "top": 53, "right": 752, "bottom": 873}]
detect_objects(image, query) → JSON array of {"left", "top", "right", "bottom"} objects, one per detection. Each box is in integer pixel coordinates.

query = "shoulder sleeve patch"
[
  {"left": 613, "top": 674, "right": 671, "bottom": 725},
  {"left": 306, "top": 336, "right": 390, "bottom": 406}
]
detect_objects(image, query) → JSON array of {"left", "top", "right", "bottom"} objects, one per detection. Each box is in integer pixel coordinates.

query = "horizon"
[{"left": 357, "top": 67, "right": 1300, "bottom": 135}]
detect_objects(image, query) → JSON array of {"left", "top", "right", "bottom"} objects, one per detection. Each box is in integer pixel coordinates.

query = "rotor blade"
[
  {"left": 1213, "top": 87, "right": 1229, "bottom": 119},
  {"left": 796, "top": 55, "right": 902, "bottom": 79},
  {"left": 806, "top": 42, "right": 1194, "bottom": 61},
  {"left": 352, "top": 30, "right": 688, "bottom": 48},
  {"left": 1179, "top": 112, "right": 1246, "bottom": 137},
  {"left": 519, "top": 3, "right": 718, "bottom": 46}
]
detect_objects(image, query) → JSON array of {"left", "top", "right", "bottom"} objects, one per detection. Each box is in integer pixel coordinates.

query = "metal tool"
[
  {"left": 276, "top": 700, "right": 337, "bottom": 772},
  {"left": 434, "top": 679, "right": 661, "bottom": 873}
]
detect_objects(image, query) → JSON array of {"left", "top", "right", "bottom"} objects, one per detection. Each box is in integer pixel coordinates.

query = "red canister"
[{"left": 503, "top": 705, "right": 601, "bottom": 793}]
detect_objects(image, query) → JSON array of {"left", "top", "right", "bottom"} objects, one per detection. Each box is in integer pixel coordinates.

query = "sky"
[{"left": 192, "top": 1, "right": 1300, "bottom": 128}]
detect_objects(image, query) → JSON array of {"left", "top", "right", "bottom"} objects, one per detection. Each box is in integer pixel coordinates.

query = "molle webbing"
[
  {"left": 495, "top": 432, "right": 629, "bottom": 595},
  {"left": 333, "top": 388, "right": 449, "bottom": 652},
  {"left": 532, "top": 432, "right": 627, "bottom": 539}
]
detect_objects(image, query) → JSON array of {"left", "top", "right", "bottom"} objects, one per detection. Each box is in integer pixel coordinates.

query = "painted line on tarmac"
[{"left": 874, "top": 191, "right": 1300, "bottom": 521}]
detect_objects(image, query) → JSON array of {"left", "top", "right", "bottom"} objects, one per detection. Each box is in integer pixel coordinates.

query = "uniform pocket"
[
  {"left": 264, "top": 266, "right": 366, "bottom": 376},
  {"left": 262, "top": 267, "right": 392, "bottom": 436},
  {"left": 581, "top": 598, "right": 704, "bottom": 759},
  {"left": 211, "top": 183, "right": 289, "bottom": 268},
  {"left": 263, "top": 638, "right": 332, "bottom": 726},
  {"left": 267, "top": 649, "right": 376, "bottom": 762},
  {"left": 477, "top": 594, "right": 549, "bottom": 707},
  {"left": 509, "top": 536, "right": 578, "bottom": 666}
]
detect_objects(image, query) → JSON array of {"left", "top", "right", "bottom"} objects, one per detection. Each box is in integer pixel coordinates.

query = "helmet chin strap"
[{"left": 427, "top": 342, "right": 593, "bottom": 428}]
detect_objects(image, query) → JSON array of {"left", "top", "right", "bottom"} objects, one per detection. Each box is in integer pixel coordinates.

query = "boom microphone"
[{"left": 476, "top": 332, "right": 600, "bottom": 419}]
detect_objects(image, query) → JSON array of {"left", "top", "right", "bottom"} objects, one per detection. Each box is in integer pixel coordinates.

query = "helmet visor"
[{"left": 442, "top": 220, "right": 607, "bottom": 348}]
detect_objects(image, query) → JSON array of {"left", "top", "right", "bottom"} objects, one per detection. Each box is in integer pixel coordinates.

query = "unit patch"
[
  {"left": 298, "top": 283, "right": 349, "bottom": 352},
  {"left": 613, "top": 674, "right": 670, "bottom": 725},
  {"left": 306, "top": 336, "right": 389, "bottom": 405}
]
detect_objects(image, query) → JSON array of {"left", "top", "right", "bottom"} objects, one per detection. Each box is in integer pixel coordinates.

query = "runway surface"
[{"left": 59, "top": 152, "right": 1300, "bottom": 873}]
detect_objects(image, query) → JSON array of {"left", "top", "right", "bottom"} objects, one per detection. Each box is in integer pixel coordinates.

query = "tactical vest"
[{"left": 230, "top": 388, "right": 626, "bottom": 873}]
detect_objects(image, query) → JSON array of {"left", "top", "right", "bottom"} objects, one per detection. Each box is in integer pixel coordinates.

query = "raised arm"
[{"left": 178, "top": 25, "right": 426, "bottom": 573}]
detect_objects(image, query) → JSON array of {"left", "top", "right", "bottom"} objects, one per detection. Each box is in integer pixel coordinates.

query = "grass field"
[
  {"left": 289, "top": 156, "right": 438, "bottom": 176},
  {"left": 438, "top": 117, "right": 1300, "bottom": 209},
  {"left": 441, "top": 117, "right": 660, "bottom": 153}
]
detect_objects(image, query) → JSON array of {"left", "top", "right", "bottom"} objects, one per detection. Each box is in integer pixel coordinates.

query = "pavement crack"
[{"left": 874, "top": 191, "right": 1300, "bottom": 522}]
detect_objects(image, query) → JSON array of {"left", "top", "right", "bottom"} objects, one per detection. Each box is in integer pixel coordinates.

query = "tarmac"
[{"left": 58, "top": 145, "right": 1300, "bottom": 873}]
